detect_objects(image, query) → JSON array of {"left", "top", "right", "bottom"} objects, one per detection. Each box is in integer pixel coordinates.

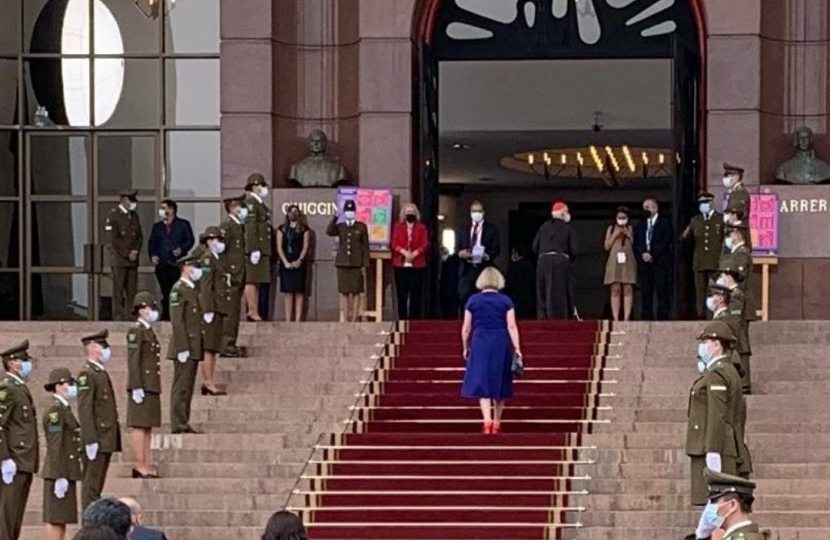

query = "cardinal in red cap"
[{"left": 532, "top": 200, "right": 578, "bottom": 319}]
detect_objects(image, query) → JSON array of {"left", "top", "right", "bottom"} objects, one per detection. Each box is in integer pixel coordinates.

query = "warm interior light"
[
  {"left": 527, "top": 154, "right": 535, "bottom": 165},
  {"left": 441, "top": 228, "right": 457, "bottom": 255}
]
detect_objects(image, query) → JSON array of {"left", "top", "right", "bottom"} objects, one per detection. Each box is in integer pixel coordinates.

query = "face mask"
[
  {"left": 213, "top": 241, "right": 226, "bottom": 255},
  {"left": 147, "top": 309, "right": 160, "bottom": 324},
  {"left": 405, "top": 214, "right": 417, "bottom": 223},
  {"left": 722, "top": 176, "right": 733, "bottom": 189},
  {"left": 259, "top": 187, "right": 269, "bottom": 198},
  {"left": 705, "top": 297, "right": 716, "bottom": 312},
  {"left": 702, "top": 501, "right": 728, "bottom": 530},
  {"left": 100, "top": 347, "right": 112, "bottom": 364},
  {"left": 344, "top": 211, "right": 356, "bottom": 221},
  {"left": 238, "top": 208, "right": 249, "bottom": 220},
  {"left": 697, "top": 359, "right": 706, "bottom": 374},
  {"left": 698, "top": 342, "right": 710, "bottom": 363},
  {"left": 616, "top": 218, "right": 628, "bottom": 226},
  {"left": 18, "top": 360, "right": 33, "bottom": 379},
  {"left": 190, "top": 267, "right": 203, "bottom": 282},
  {"left": 128, "top": 202, "right": 137, "bottom": 212},
  {"left": 158, "top": 208, "right": 167, "bottom": 219},
  {"left": 288, "top": 214, "right": 299, "bottom": 223},
  {"left": 699, "top": 203, "right": 711, "bottom": 215},
  {"left": 725, "top": 237, "right": 734, "bottom": 250},
  {"left": 643, "top": 209, "right": 652, "bottom": 218},
  {"left": 471, "top": 211, "right": 484, "bottom": 223},
  {"left": 65, "top": 384, "right": 78, "bottom": 399},
  {"left": 563, "top": 212, "right": 572, "bottom": 224},
  {"left": 716, "top": 276, "right": 727, "bottom": 287}
]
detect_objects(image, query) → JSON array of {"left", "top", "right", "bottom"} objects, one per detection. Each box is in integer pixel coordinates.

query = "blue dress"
[{"left": 461, "top": 292, "right": 515, "bottom": 400}]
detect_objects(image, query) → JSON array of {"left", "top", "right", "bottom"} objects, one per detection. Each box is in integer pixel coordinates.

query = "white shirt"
[
  {"left": 723, "top": 520, "right": 753, "bottom": 539},
  {"left": 6, "top": 372, "right": 25, "bottom": 385},
  {"left": 180, "top": 278, "right": 195, "bottom": 289},
  {"left": 706, "top": 354, "right": 728, "bottom": 371},
  {"left": 713, "top": 306, "right": 727, "bottom": 319},
  {"left": 53, "top": 393, "right": 69, "bottom": 407},
  {"left": 138, "top": 318, "right": 151, "bottom": 329},
  {"left": 119, "top": 204, "right": 130, "bottom": 215},
  {"left": 87, "top": 359, "right": 106, "bottom": 371},
  {"left": 230, "top": 215, "right": 242, "bottom": 225},
  {"left": 646, "top": 215, "right": 657, "bottom": 250},
  {"left": 730, "top": 242, "right": 745, "bottom": 254},
  {"left": 250, "top": 193, "right": 263, "bottom": 204}
]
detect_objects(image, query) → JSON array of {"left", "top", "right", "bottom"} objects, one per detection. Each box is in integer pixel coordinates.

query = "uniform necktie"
[{"left": 646, "top": 219, "right": 654, "bottom": 250}]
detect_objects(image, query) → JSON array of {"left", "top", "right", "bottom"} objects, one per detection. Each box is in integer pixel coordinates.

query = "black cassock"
[{"left": 532, "top": 219, "right": 578, "bottom": 320}]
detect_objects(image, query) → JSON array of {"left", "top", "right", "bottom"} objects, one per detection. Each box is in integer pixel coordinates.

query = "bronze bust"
[
  {"left": 775, "top": 126, "right": 830, "bottom": 185},
  {"left": 287, "top": 130, "right": 349, "bottom": 188}
]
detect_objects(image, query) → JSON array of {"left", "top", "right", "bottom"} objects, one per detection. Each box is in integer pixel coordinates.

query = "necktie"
[
  {"left": 646, "top": 219, "right": 654, "bottom": 248},
  {"left": 472, "top": 224, "right": 480, "bottom": 246}
]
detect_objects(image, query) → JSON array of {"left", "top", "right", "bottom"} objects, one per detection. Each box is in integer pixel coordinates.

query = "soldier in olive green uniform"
[
  {"left": 682, "top": 191, "right": 725, "bottom": 318},
  {"left": 707, "top": 283, "right": 753, "bottom": 480},
  {"left": 243, "top": 174, "right": 274, "bottom": 321},
  {"left": 0, "top": 341, "right": 38, "bottom": 540},
  {"left": 220, "top": 196, "right": 247, "bottom": 356},
  {"left": 722, "top": 221, "right": 753, "bottom": 393},
  {"left": 127, "top": 292, "right": 162, "bottom": 479},
  {"left": 105, "top": 190, "right": 144, "bottom": 321},
  {"left": 77, "top": 330, "right": 122, "bottom": 510},
  {"left": 723, "top": 162, "right": 751, "bottom": 251},
  {"left": 327, "top": 199, "right": 370, "bottom": 322},
  {"left": 198, "top": 227, "right": 231, "bottom": 396},
  {"left": 691, "top": 468, "right": 763, "bottom": 540},
  {"left": 686, "top": 321, "right": 743, "bottom": 507},
  {"left": 168, "top": 255, "right": 205, "bottom": 434},
  {"left": 42, "top": 368, "right": 83, "bottom": 540}
]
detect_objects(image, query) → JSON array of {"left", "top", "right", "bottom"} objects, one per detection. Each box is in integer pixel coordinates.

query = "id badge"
[
  {"left": 472, "top": 245, "right": 485, "bottom": 264},
  {"left": 616, "top": 252, "right": 627, "bottom": 264}
]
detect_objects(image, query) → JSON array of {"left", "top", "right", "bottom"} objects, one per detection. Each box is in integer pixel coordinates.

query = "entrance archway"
[{"left": 412, "top": 0, "right": 707, "bottom": 319}]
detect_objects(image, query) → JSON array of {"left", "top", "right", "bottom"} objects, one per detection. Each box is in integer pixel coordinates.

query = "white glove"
[
  {"left": 177, "top": 351, "right": 189, "bottom": 363},
  {"left": 85, "top": 443, "right": 99, "bottom": 461},
  {"left": 1, "top": 459, "right": 16, "bottom": 485},
  {"left": 250, "top": 251, "right": 261, "bottom": 265},
  {"left": 54, "top": 478, "right": 68, "bottom": 499},
  {"left": 203, "top": 312, "right": 214, "bottom": 324},
  {"left": 705, "top": 452, "right": 722, "bottom": 473},
  {"left": 131, "top": 388, "right": 145, "bottom": 404}
]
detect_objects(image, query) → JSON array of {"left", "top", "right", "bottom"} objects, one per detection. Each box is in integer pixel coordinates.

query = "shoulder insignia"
[
  {"left": 0, "top": 390, "right": 7, "bottom": 401},
  {"left": 170, "top": 291, "right": 180, "bottom": 305},
  {"left": 730, "top": 309, "right": 742, "bottom": 316},
  {"left": 709, "top": 385, "right": 727, "bottom": 391},
  {"left": 78, "top": 374, "right": 89, "bottom": 389},
  {"left": 128, "top": 332, "right": 137, "bottom": 342},
  {"left": 48, "top": 411, "right": 59, "bottom": 424}
]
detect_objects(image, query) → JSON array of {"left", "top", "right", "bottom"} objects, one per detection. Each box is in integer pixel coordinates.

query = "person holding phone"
[{"left": 603, "top": 206, "right": 637, "bottom": 321}]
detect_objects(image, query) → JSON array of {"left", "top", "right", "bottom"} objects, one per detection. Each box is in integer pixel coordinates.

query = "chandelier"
[
  {"left": 133, "top": 0, "right": 176, "bottom": 19},
  {"left": 501, "top": 146, "right": 675, "bottom": 186}
]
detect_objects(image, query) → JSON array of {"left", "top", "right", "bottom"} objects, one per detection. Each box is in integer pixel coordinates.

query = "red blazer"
[{"left": 391, "top": 221, "right": 429, "bottom": 268}]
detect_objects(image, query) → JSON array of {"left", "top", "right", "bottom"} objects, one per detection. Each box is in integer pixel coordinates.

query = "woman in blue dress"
[{"left": 461, "top": 267, "right": 523, "bottom": 434}]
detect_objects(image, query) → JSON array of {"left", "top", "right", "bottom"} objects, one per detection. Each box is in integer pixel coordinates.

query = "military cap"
[
  {"left": 199, "top": 226, "right": 224, "bottom": 245},
  {"left": 81, "top": 329, "right": 109, "bottom": 346},
  {"left": 245, "top": 173, "right": 268, "bottom": 190},
  {"left": 0, "top": 340, "right": 30, "bottom": 361},
  {"left": 44, "top": 367, "right": 75, "bottom": 391},
  {"left": 718, "top": 257, "right": 746, "bottom": 282},
  {"left": 343, "top": 199, "right": 357, "bottom": 211},
  {"left": 223, "top": 195, "right": 246, "bottom": 207},
  {"left": 723, "top": 162, "right": 745, "bottom": 174},
  {"left": 697, "top": 191, "right": 715, "bottom": 202},
  {"left": 119, "top": 189, "right": 138, "bottom": 201},
  {"left": 176, "top": 254, "right": 203, "bottom": 268},
  {"left": 705, "top": 467, "right": 756, "bottom": 501},
  {"left": 133, "top": 291, "right": 158, "bottom": 311},
  {"left": 725, "top": 220, "right": 749, "bottom": 233},
  {"left": 708, "top": 282, "right": 732, "bottom": 299},
  {"left": 698, "top": 321, "right": 736, "bottom": 345}
]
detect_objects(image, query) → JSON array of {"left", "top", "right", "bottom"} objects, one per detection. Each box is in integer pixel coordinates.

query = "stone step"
[
  {"left": 601, "top": 407, "right": 826, "bottom": 424},
  {"left": 578, "top": 477, "right": 830, "bottom": 496},
  {"left": 565, "top": 526, "right": 814, "bottom": 540},
  {"left": 577, "top": 447, "right": 830, "bottom": 465},
  {"left": 576, "top": 493, "right": 830, "bottom": 512},
  {"left": 20, "top": 526, "right": 264, "bottom": 540},
  {"left": 573, "top": 510, "right": 830, "bottom": 528},
  {"left": 578, "top": 462, "right": 830, "bottom": 481},
  {"left": 594, "top": 421, "right": 830, "bottom": 436}
]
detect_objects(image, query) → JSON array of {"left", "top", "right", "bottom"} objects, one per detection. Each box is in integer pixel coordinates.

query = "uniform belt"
[{"left": 541, "top": 251, "right": 570, "bottom": 260}]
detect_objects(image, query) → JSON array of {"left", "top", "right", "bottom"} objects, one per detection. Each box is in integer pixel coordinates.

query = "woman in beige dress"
[{"left": 604, "top": 207, "right": 637, "bottom": 321}]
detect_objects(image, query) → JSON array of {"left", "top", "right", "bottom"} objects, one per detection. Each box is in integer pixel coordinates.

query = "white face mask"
[
  {"left": 190, "top": 267, "right": 203, "bottom": 282},
  {"left": 147, "top": 309, "right": 160, "bottom": 324},
  {"left": 259, "top": 186, "right": 269, "bottom": 198},
  {"left": 238, "top": 207, "right": 249, "bottom": 220},
  {"left": 213, "top": 241, "right": 226, "bottom": 255},
  {"left": 616, "top": 218, "right": 628, "bottom": 226},
  {"left": 344, "top": 211, "right": 356, "bottom": 221},
  {"left": 158, "top": 208, "right": 167, "bottom": 219},
  {"left": 128, "top": 202, "right": 137, "bottom": 212},
  {"left": 99, "top": 347, "right": 112, "bottom": 364},
  {"left": 722, "top": 175, "right": 733, "bottom": 189},
  {"left": 471, "top": 211, "right": 484, "bottom": 223}
]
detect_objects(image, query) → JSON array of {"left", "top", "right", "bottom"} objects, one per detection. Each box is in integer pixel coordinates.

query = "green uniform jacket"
[
  {"left": 245, "top": 194, "right": 273, "bottom": 257},
  {"left": 199, "top": 251, "right": 233, "bottom": 316},
  {"left": 713, "top": 308, "right": 747, "bottom": 361},
  {"left": 77, "top": 363, "right": 122, "bottom": 453},
  {"left": 0, "top": 374, "right": 39, "bottom": 473},
  {"left": 686, "top": 212, "right": 724, "bottom": 271},
  {"left": 723, "top": 522, "right": 764, "bottom": 540},
  {"left": 220, "top": 216, "right": 246, "bottom": 287},
  {"left": 727, "top": 185, "right": 751, "bottom": 221},
  {"left": 685, "top": 356, "right": 742, "bottom": 459},
  {"left": 105, "top": 207, "right": 143, "bottom": 268},
  {"left": 167, "top": 280, "right": 204, "bottom": 361},
  {"left": 126, "top": 322, "right": 162, "bottom": 393},
  {"left": 42, "top": 398, "right": 82, "bottom": 481},
  {"left": 327, "top": 219, "right": 370, "bottom": 268}
]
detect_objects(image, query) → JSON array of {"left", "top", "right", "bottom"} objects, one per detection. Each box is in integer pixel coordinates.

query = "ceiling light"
[{"left": 134, "top": 0, "right": 176, "bottom": 19}]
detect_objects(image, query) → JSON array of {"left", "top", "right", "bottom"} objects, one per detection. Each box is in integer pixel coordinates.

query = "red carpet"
[{"left": 297, "top": 320, "right": 609, "bottom": 540}]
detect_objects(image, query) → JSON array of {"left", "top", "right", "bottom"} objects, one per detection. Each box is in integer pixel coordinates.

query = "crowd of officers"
[
  {"left": 0, "top": 174, "right": 276, "bottom": 540},
  {"left": 685, "top": 162, "right": 762, "bottom": 540}
]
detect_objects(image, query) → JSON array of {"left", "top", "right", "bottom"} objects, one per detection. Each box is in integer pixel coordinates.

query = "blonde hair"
[
  {"left": 476, "top": 267, "right": 505, "bottom": 291},
  {"left": 399, "top": 202, "right": 421, "bottom": 222}
]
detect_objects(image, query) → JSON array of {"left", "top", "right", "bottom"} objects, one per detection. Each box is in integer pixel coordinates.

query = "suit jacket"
[
  {"left": 148, "top": 218, "right": 195, "bottom": 267},
  {"left": 633, "top": 214, "right": 673, "bottom": 268},
  {"left": 0, "top": 374, "right": 39, "bottom": 473},
  {"left": 167, "top": 280, "right": 204, "bottom": 361},
  {"left": 42, "top": 397, "right": 83, "bottom": 481},
  {"left": 457, "top": 222, "right": 500, "bottom": 269},
  {"left": 326, "top": 218, "right": 370, "bottom": 268},
  {"left": 685, "top": 356, "right": 741, "bottom": 458},
  {"left": 219, "top": 216, "right": 246, "bottom": 287},
  {"left": 391, "top": 222, "right": 429, "bottom": 268},
  {"left": 245, "top": 193, "right": 273, "bottom": 257},
  {"left": 106, "top": 206, "right": 143, "bottom": 268},
  {"left": 130, "top": 525, "right": 168, "bottom": 540},
  {"left": 77, "top": 362, "right": 122, "bottom": 453},
  {"left": 199, "top": 251, "right": 233, "bottom": 316},
  {"left": 126, "top": 322, "right": 162, "bottom": 394}
]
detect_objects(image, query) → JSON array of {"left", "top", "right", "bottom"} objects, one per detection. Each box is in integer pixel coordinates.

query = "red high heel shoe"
[{"left": 482, "top": 421, "right": 493, "bottom": 435}]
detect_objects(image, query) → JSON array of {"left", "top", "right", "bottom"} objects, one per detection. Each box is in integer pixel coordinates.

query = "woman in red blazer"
[{"left": 391, "top": 203, "right": 429, "bottom": 320}]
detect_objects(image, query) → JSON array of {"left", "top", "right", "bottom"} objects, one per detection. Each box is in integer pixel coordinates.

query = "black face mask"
[
  {"left": 643, "top": 209, "right": 652, "bottom": 218},
  {"left": 405, "top": 214, "right": 417, "bottom": 223}
]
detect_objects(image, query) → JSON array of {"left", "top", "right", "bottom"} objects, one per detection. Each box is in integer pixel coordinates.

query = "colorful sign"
[
  {"left": 749, "top": 193, "right": 778, "bottom": 253},
  {"left": 335, "top": 187, "right": 393, "bottom": 250}
]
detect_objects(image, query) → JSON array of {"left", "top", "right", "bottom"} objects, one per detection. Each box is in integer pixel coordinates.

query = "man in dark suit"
[
  {"left": 119, "top": 497, "right": 167, "bottom": 540},
  {"left": 456, "top": 200, "right": 501, "bottom": 310},
  {"left": 633, "top": 197, "right": 673, "bottom": 320},
  {"left": 148, "top": 199, "right": 195, "bottom": 321}
]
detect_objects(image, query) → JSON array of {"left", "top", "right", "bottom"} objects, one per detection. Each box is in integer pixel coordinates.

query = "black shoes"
[
  {"left": 172, "top": 425, "right": 202, "bottom": 435},
  {"left": 201, "top": 385, "right": 227, "bottom": 396},
  {"left": 131, "top": 469, "right": 159, "bottom": 479}
]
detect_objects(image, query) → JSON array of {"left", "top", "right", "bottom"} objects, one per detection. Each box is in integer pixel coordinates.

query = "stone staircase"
[
  {"left": 9, "top": 321, "right": 388, "bottom": 540},
  {"left": 567, "top": 321, "right": 830, "bottom": 540}
]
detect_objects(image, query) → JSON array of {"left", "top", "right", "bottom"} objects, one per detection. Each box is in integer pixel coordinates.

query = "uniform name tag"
[{"left": 710, "top": 385, "right": 727, "bottom": 391}]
